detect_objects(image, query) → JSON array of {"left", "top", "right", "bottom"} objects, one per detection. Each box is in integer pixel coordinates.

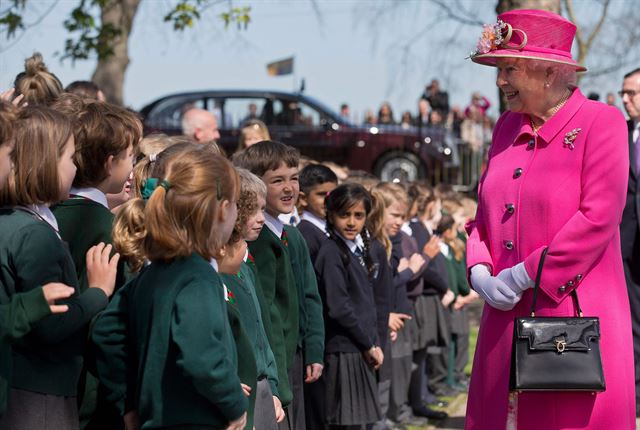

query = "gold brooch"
[{"left": 563, "top": 128, "right": 581, "bottom": 150}]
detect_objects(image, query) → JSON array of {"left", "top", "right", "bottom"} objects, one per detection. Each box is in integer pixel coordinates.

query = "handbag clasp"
[{"left": 554, "top": 336, "right": 567, "bottom": 353}]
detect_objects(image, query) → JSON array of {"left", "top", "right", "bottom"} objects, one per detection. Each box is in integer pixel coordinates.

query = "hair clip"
[
  {"left": 140, "top": 178, "right": 158, "bottom": 201},
  {"left": 159, "top": 179, "right": 171, "bottom": 191},
  {"left": 149, "top": 152, "right": 157, "bottom": 163}
]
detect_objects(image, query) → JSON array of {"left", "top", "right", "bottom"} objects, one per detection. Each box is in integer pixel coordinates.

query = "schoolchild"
[
  {"left": 407, "top": 187, "right": 454, "bottom": 399},
  {"left": 365, "top": 188, "right": 396, "bottom": 430},
  {"left": 92, "top": 150, "right": 248, "bottom": 430},
  {"left": 314, "top": 183, "right": 384, "bottom": 428},
  {"left": 373, "top": 182, "right": 428, "bottom": 426},
  {"left": 0, "top": 100, "right": 75, "bottom": 417},
  {"left": 52, "top": 100, "right": 141, "bottom": 293},
  {"left": 233, "top": 141, "right": 324, "bottom": 430},
  {"left": 112, "top": 142, "right": 200, "bottom": 274},
  {"left": 49, "top": 100, "right": 140, "bottom": 428},
  {"left": 297, "top": 163, "right": 338, "bottom": 262},
  {"left": 0, "top": 106, "right": 119, "bottom": 429},
  {"left": 13, "top": 53, "right": 63, "bottom": 106},
  {"left": 219, "top": 167, "right": 286, "bottom": 430}
]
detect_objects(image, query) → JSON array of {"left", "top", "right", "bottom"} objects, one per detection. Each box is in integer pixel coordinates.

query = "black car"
[{"left": 140, "top": 90, "right": 455, "bottom": 182}]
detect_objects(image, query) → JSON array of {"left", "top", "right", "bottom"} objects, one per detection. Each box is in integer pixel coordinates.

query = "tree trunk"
[
  {"left": 495, "top": 0, "right": 560, "bottom": 112},
  {"left": 91, "top": 0, "right": 141, "bottom": 106}
]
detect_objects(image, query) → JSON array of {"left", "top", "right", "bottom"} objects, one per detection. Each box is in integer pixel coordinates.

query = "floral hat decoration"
[{"left": 469, "top": 9, "right": 586, "bottom": 72}]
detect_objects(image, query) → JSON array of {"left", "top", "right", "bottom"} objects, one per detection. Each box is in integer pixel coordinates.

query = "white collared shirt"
[
  {"left": 300, "top": 211, "right": 328, "bottom": 236},
  {"left": 264, "top": 212, "right": 284, "bottom": 238},
  {"left": 28, "top": 204, "right": 59, "bottom": 233},
  {"left": 243, "top": 249, "right": 249, "bottom": 263},
  {"left": 633, "top": 122, "right": 640, "bottom": 143},
  {"left": 278, "top": 207, "right": 300, "bottom": 226},
  {"left": 209, "top": 258, "right": 219, "bottom": 272},
  {"left": 335, "top": 231, "right": 364, "bottom": 254},
  {"left": 70, "top": 187, "right": 109, "bottom": 210},
  {"left": 401, "top": 221, "right": 413, "bottom": 236}
]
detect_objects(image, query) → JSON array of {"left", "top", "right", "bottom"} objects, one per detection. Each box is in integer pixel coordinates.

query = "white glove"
[
  {"left": 497, "top": 262, "right": 533, "bottom": 295},
  {"left": 470, "top": 265, "right": 522, "bottom": 311}
]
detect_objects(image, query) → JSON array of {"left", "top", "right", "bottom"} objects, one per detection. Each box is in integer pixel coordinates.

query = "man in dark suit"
[{"left": 621, "top": 67, "right": 640, "bottom": 416}]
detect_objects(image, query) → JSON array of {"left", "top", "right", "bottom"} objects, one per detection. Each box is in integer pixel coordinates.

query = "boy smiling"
[{"left": 233, "top": 141, "right": 324, "bottom": 430}]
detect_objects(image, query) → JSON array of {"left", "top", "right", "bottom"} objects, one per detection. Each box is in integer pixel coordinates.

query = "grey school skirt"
[
  {"left": 324, "top": 352, "right": 381, "bottom": 425},
  {"left": 413, "top": 294, "right": 450, "bottom": 350},
  {"left": 0, "top": 389, "right": 78, "bottom": 430}
]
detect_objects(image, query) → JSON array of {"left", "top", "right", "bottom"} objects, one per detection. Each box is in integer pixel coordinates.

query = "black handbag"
[{"left": 510, "top": 248, "right": 606, "bottom": 392}]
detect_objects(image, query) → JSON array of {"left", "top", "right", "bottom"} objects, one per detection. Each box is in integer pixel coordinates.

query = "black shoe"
[{"left": 413, "top": 406, "right": 448, "bottom": 420}]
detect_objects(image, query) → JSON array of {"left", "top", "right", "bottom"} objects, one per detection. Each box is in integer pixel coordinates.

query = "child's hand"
[
  {"left": 0, "top": 88, "right": 26, "bottom": 107},
  {"left": 397, "top": 257, "right": 409, "bottom": 273},
  {"left": 453, "top": 295, "right": 465, "bottom": 310},
  {"left": 241, "top": 383, "right": 252, "bottom": 397},
  {"left": 123, "top": 410, "right": 139, "bottom": 430},
  {"left": 408, "top": 253, "right": 426, "bottom": 274},
  {"left": 273, "top": 396, "right": 285, "bottom": 423},
  {"left": 41, "top": 282, "right": 74, "bottom": 314},
  {"left": 390, "top": 330, "right": 398, "bottom": 342},
  {"left": 423, "top": 235, "right": 441, "bottom": 259},
  {"left": 441, "top": 289, "right": 455, "bottom": 307},
  {"left": 305, "top": 363, "right": 323, "bottom": 383},
  {"left": 388, "top": 312, "right": 411, "bottom": 331},
  {"left": 86, "top": 243, "right": 120, "bottom": 298},
  {"left": 363, "top": 346, "right": 384, "bottom": 369},
  {"left": 226, "top": 412, "right": 247, "bottom": 430}
]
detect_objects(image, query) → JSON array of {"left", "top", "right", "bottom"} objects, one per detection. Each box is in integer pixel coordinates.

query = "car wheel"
[{"left": 374, "top": 152, "right": 424, "bottom": 182}]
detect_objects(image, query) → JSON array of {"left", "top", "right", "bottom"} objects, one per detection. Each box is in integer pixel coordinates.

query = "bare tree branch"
[
  {"left": 430, "top": 0, "right": 484, "bottom": 26},
  {"left": 584, "top": 0, "right": 609, "bottom": 51}
]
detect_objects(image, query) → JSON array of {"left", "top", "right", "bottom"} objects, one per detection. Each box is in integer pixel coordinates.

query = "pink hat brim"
[{"left": 471, "top": 49, "right": 587, "bottom": 72}]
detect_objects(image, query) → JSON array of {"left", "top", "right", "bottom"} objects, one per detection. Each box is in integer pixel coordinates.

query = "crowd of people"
[
  {"left": 340, "top": 80, "right": 495, "bottom": 154},
  {"left": 0, "top": 52, "right": 479, "bottom": 430}
]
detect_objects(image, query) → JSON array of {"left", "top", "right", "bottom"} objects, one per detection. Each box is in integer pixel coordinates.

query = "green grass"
[{"left": 406, "top": 323, "right": 479, "bottom": 430}]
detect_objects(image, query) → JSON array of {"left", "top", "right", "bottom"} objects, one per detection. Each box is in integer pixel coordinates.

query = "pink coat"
[{"left": 465, "top": 89, "right": 636, "bottom": 429}]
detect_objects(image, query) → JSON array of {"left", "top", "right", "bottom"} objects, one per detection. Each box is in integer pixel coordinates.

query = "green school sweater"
[
  {"left": 221, "top": 262, "right": 279, "bottom": 397},
  {"left": 52, "top": 196, "right": 128, "bottom": 429},
  {"left": 223, "top": 278, "right": 257, "bottom": 430},
  {"left": 283, "top": 225, "right": 325, "bottom": 366},
  {"left": 0, "top": 208, "right": 108, "bottom": 397},
  {"left": 443, "top": 245, "right": 470, "bottom": 298},
  {"left": 52, "top": 197, "right": 128, "bottom": 293},
  {"left": 0, "top": 288, "right": 51, "bottom": 416},
  {"left": 91, "top": 254, "right": 247, "bottom": 428},
  {"left": 247, "top": 227, "right": 299, "bottom": 406}
]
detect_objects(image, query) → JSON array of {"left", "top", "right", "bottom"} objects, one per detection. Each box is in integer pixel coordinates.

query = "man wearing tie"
[{"left": 621, "top": 67, "right": 640, "bottom": 417}]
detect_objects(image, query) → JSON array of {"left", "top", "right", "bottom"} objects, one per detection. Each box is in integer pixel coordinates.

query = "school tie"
[
  {"left": 354, "top": 247, "right": 366, "bottom": 269},
  {"left": 280, "top": 230, "right": 289, "bottom": 247}
]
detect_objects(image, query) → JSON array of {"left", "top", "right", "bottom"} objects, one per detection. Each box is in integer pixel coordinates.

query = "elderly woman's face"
[{"left": 496, "top": 58, "right": 547, "bottom": 115}]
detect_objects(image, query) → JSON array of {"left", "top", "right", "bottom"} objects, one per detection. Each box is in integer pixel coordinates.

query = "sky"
[{"left": 0, "top": 0, "right": 635, "bottom": 122}]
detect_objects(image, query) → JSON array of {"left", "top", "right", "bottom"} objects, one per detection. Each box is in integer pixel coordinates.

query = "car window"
[
  {"left": 146, "top": 97, "right": 207, "bottom": 130},
  {"left": 273, "top": 98, "right": 321, "bottom": 126},
  {"left": 222, "top": 98, "right": 267, "bottom": 129}
]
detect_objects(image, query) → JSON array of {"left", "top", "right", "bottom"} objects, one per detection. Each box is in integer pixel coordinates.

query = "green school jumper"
[
  {"left": 283, "top": 225, "right": 325, "bottom": 366},
  {"left": 0, "top": 288, "right": 51, "bottom": 416},
  {"left": 0, "top": 208, "right": 108, "bottom": 411},
  {"left": 247, "top": 227, "right": 299, "bottom": 406},
  {"left": 92, "top": 253, "right": 248, "bottom": 429},
  {"left": 221, "top": 275, "right": 258, "bottom": 430},
  {"left": 221, "top": 261, "right": 280, "bottom": 397},
  {"left": 52, "top": 196, "right": 128, "bottom": 429}
]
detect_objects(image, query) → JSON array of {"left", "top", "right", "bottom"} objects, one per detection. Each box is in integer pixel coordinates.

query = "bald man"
[{"left": 181, "top": 108, "right": 221, "bottom": 144}]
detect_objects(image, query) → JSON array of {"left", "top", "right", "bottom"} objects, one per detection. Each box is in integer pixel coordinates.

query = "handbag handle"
[{"left": 529, "top": 247, "right": 583, "bottom": 317}]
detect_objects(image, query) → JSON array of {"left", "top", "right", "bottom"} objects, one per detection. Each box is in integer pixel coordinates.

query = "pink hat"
[{"left": 470, "top": 9, "right": 586, "bottom": 72}]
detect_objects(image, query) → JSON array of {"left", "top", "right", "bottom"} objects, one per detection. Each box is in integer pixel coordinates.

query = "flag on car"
[{"left": 266, "top": 57, "right": 294, "bottom": 76}]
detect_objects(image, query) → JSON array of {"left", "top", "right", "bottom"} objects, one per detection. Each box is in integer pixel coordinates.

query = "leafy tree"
[{"left": 1, "top": 0, "right": 251, "bottom": 105}]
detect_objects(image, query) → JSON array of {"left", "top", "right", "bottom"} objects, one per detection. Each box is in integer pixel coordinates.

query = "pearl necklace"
[{"left": 530, "top": 89, "right": 572, "bottom": 133}]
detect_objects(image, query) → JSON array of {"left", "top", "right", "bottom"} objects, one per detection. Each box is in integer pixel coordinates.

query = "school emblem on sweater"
[{"left": 563, "top": 128, "right": 581, "bottom": 150}]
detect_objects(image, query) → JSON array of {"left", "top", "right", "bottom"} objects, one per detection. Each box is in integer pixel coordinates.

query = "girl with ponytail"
[{"left": 92, "top": 149, "right": 249, "bottom": 430}]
